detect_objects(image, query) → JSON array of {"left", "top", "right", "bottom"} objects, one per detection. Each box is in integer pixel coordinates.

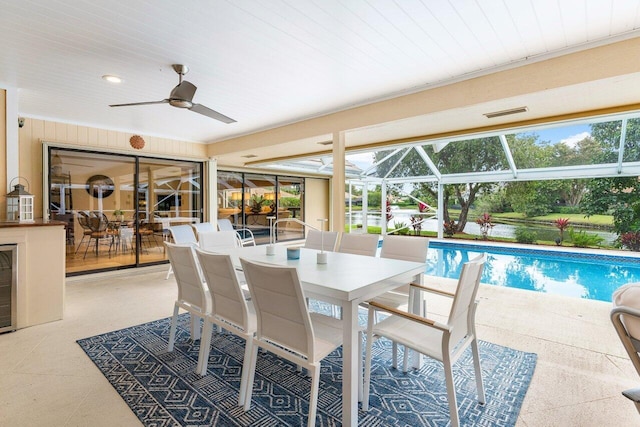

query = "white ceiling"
[{"left": 1, "top": 0, "right": 640, "bottom": 145}]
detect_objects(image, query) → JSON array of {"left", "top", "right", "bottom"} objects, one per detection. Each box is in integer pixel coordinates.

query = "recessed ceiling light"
[
  {"left": 102, "top": 75, "right": 122, "bottom": 83},
  {"left": 483, "top": 107, "right": 528, "bottom": 119},
  {"left": 242, "top": 154, "right": 257, "bottom": 158},
  {"left": 317, "top": 140, "right": 333, "bottom": 146}
]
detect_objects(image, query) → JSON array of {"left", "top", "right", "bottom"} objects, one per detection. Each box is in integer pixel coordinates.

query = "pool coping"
[{"left": 429, "top": 238, "right": 640, "bottom": 264}]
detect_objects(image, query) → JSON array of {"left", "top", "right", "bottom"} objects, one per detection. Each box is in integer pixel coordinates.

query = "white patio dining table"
[{"left": 214, "top": 244, "right": 426, "bottom": 426}]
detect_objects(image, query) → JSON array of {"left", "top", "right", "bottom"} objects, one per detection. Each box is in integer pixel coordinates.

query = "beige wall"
[
  {"left": 18, "top": 118, "right": 208, "bottom": 219},
  {"left": 0, "top": 90, "right": 6, "bottom": 217},
  {"left": 304, "top": 178, "right": 331, "bottom": 233}
]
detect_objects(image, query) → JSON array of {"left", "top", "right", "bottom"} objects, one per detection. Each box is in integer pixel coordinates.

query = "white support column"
[
  {"left": 381, "top": 180, "right": 387, "bottom": 235},
  {"left": 437, "top": 182, "right": 444, "bottom": 238},
  {"left": 362, "top": 183, "right": 368, "bottom": 233},
  {"left": 331, "top": 131, "right": 345, "bottom": 233},
  {"left": 207, "top": 158, "right": 217, "bottom": 223},
  {"left": 6, "top": 87, "right": 19, "bottom": 193}
]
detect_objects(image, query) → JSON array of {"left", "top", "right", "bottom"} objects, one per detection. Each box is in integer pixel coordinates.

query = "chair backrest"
[
  {"left": 447, "top": 253, "right": 486, "bottom": 346},
  {"left": 240, "top": 258, "right": 315, "bottom": 359},
  {"left": 168, "top": 224, "right": 197, "bottom": 245},
  {"left": 192, "top": 222, "right": 216, "bottom": 239},
  {"left": 165, "top": 242, "right": 208, "bottom": 310},
  {"left": 198, "top": 230, "right": 239, "bottom": 251},
  {"left": 196, "top": 248, "right": 250, "bottom": 330},
  {"left": 217, "top": 218, "right": 235, "bottom": 232},
  {"left": 77, "top": 211, "right": 91, "bottom": 230},
  {"left": 87, "top": 211, "right": 109, "bottom": 232},
  {"left": 304, "top": 230, "right": 338, "bottom": 251},
  {"left": 380, "top": 235, "right": 429, "bottom": 263},
  {"left": 337, "top": 233, "right": 379, "bottom": 256},
  {"left": 612, "top": 283, "right": 640, "bottom": 378}
]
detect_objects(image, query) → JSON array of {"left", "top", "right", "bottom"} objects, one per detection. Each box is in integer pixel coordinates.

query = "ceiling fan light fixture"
[
  {"left": 483, "top": 106, "right": 528, "bottom": 119},
  {"left": 102, "top": 74, "right": 122, "bottom": 84},
  {"left": 169, "top": 99, "right": 193, "bottom": 109}
]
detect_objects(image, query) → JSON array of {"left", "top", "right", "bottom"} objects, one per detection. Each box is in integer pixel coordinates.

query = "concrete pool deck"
[{"left": 0, "top": 265, "right": 638, "bottom": 426}]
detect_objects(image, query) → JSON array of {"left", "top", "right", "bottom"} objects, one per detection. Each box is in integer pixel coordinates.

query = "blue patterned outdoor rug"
[{"left": 77, "top": 313, "right": 536, "bottom": 426}]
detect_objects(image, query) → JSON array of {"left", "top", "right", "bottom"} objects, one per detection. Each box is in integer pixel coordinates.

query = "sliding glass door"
[
  {"left": 217, "top": 171, "right": 305, "bottom": 245},
  {"left": 48, "top": 147, "right": 202, "bottom": 275}
]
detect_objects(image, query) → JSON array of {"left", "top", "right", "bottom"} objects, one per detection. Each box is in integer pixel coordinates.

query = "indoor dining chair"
[
  {"left": 165, "top": 225, "right": 198, "bottom": 279},
  {"left": 195, "top": 248, "right": 256, "bottom": 406},
  {"left": 165, "top": 242, "right": 211, "bottom": 352},
  {"left": 239, "top": 258, "right": 344, "bottom": 427},
  {"left": 303, "top": 229, "right": 339, "bottom": 252},
  {"left": 362, "top": 253, "right": 487, "bottom": 427},
  {"left": 337, "top": 232, "right": 379, "bottom": 257}
]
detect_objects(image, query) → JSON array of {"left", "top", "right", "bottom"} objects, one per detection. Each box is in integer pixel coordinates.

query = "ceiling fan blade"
[
  {"left": 110, "top": 100, "right": 169, "bottom": 107},
  {"left": 189, "top": 104, "right": 236, "bottom": 124},
  {"left": 170, "top": 81, "right": 197, "bottom": 102}
]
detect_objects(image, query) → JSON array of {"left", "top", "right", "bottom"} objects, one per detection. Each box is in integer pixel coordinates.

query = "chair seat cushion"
[
  {"left": 309, "top": 313, "right": 344, "bottom": 361},
  {"left": 373, "top": 315, "right": 445, "bottom": 360}
]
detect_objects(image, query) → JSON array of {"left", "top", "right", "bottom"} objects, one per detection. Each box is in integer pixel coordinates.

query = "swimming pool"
[{"left": 425, "top": 240, "right": 640, "bottom": 302}]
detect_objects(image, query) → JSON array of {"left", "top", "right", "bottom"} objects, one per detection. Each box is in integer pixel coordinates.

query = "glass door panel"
[
  {"left": 276, "top": 177, "right": 304, "bottom": 242},
  {"left": 50, "top": 148, "right": 136, "bottom": 274},
  {"left": 137, "top": 158, "right": 202, "bottom": 265},
  {"left": 243, "top": 174, "right": 276, "bottom": 245}
]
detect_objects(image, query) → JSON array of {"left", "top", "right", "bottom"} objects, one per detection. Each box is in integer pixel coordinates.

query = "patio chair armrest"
[
  {"left": 368, "top": 300, "right": 448, "bottom": 331},
  {"left": 410, "top": 282, "right": 455, "bottom": 298},
  {"left": 235, "top": 227, "right": 255, "bottom": 237}
]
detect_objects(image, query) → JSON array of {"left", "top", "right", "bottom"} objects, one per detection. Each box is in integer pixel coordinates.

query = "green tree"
[
  {"left": 374, "top": 137, "right": 507, "bottom": 231},
  {"left": 582, "top": 120, "right": 640, "bottom": 234}
]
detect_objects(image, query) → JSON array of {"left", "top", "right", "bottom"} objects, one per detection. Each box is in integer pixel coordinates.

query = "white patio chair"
[
  {"left": 192, "top": 222, "right": 216, "bottom": 239},
  {"left": 164, "top": 242, "right": 211, "bottom": 352},
  {"left": 239, "top": 258, "right": 344, "bottom": 427},
  {"left": 165, "top": 225, "right": 198, "bottom": 279},
  {"left": 362, "top": 253, "right": 487, "bottom": 427},
  {"left": 303, "top": 230, "right": 338, "bottom": 252},
  {"left": 195, "top": 248, "right": 256, "bottom": 406},
  {"left": 198, "top": 230, "right": 240, "bottom": 252},
  {"left": 337, "top": 232, "right": 379, "bottom": 257},
  {"left": 368, "top": 235, "right": 429, "bottom": 370},
  {"left": 611, "top": 283, "right": 640, "bottom": 415},
  {"left": 218, "top": 218, "right": 256, "bottom": 247}
]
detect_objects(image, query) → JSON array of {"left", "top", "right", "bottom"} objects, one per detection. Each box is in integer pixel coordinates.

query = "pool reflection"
[{"left": 425, "top": 244, "right": 640, "bottom": 302}]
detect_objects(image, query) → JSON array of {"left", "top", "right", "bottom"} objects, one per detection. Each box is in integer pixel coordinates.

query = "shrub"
[
  {"left": 443, "top": 221, "right": 457, "bottom": 237},
  {"left": 279, "top": 197, "right": 300, "bottom": 208},
  {"left": 568, "top": 227, "right": 604, "bottom": 248},
  {"left": 554, "top": 218, "right": 570, "bottom": 243},
  {"left": 410, "top": 215, "right": 422, "bottom": 235},
  {"left": 475, "top": 213, "right": 495, "bottom": 240},
  {"left": 515, "top": 226, "right": 536, "bottom": 244},
  {"left": 619, "top": 231, "right": 640, "bottom": 251},
  {"left": 392, "top": 220, "right": 408, "bottom": 235}
]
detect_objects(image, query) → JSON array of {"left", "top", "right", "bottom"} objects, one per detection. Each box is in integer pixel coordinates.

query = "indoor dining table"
[{"left": 215, "top": 244, "right": 426, "bottom": 426}]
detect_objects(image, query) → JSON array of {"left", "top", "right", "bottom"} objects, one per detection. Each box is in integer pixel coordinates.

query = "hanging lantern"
[
  {"left": 6, "top": 179, "right": 34, "bottom": 223},
  {"left": 129, "top": 135, "right": 145, "bottom": 150}
]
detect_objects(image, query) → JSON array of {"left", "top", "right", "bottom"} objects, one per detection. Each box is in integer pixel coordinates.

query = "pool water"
[{"left": 425, "top": 241, "right": 640, "bottom": 302}]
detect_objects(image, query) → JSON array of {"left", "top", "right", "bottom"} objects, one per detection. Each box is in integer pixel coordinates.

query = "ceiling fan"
[{"left": 109, "top": 64, "right": 236, "bottom": 124}]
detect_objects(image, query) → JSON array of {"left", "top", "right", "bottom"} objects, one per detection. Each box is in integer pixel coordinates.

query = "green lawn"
[{"left": 491, "top": 211, "right": 613, "bottom": 226}]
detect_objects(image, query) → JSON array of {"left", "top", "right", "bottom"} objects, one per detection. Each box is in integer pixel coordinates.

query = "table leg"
[{"left": 342, "top": 300, "right": 359, "bottom": 426}]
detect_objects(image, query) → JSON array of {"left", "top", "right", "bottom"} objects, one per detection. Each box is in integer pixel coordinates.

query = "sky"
[{"left": 523, "top": 124, "right": 591, "bottom": 147}]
